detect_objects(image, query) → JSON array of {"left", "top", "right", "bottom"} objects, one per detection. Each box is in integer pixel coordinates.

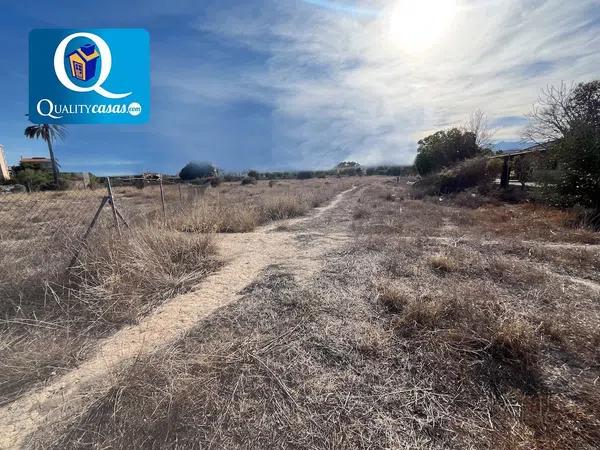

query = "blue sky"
[{"left": 0, "top": 0, "right": 599, "bottom": 175}]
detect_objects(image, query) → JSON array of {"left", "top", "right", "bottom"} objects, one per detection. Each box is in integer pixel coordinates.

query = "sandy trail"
[{"left": 0, "top": 187, "right": 358, "bottom": 450}]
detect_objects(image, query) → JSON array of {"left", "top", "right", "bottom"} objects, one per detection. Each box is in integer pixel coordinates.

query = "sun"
[{"left": 387, "top": 0, "right": 458, "bottom": 53}]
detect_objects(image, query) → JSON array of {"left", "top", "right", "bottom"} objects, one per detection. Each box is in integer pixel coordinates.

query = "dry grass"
[
  {"left": 39, "top": 232, "right": 599, "bottom": 448},
  {"left": 0, "top": 178, "right": 347, "bottom": 406},
  {"left": 170, "top": 180, "right": 346, "bottom": 233},
  {"left": 427, "top": 253, "right": 456, "bottom": 273},
  {"left": 11, "top": 177, "right": 600, "bottom": 448},
  {"left": 0, "top": 228, "right": 220, "bottom": 405}
]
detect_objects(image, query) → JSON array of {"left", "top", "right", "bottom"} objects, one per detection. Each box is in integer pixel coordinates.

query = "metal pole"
[
  {"left": 106, "top": 177, "right": 121, "bottom": 236},
  {"left": 159, "top": 175, "right": 166, "bottom": 223}
]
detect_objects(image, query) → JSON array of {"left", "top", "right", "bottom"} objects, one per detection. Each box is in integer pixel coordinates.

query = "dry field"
[
  {"left": 0, "top": 178, "right": 349, "bottom": 409},
  {"left": 1, "top": 176, "right": 599, "bottom": 449}
]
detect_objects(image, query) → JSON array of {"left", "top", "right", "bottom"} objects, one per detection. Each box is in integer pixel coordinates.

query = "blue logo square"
[{"left": 29, "top": 29, "right": 150, "bottom": 124}]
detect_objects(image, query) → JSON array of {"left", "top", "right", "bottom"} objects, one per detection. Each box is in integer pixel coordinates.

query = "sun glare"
[{"left": 387, "top": 0, "right": 457, "bottom": 53}]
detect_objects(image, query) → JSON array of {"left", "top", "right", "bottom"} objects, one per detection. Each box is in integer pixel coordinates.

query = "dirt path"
[{"left": 0, "top": 187, "right": 359, "bottom": 450}]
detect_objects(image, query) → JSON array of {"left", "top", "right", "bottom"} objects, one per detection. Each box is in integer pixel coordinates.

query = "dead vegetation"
[
  {"left": 0, "top": 228, "right": 220, "bottom": 406},
  {"left": 0, "top": 179, "right": 345, "bottom": 407},
  {"left": 168, "top": 180, "right": 349, "bottom": 233},
  {"left": 8, "top": 177, "right": 600, "bottom": 449}
]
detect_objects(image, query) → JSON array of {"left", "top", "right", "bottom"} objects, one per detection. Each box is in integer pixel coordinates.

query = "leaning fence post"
[
  {"left": 159, "top": 175, "right": 166, "bottom": 224},
  {"left": 106, "top": 177, "right": 121, "bottom": 236}
]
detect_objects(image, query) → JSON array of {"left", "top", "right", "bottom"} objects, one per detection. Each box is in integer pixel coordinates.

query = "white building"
[{"left": 0, "top": 145, "right": 11, "bottom": 181}]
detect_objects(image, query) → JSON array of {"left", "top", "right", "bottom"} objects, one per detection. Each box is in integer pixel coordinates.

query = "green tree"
[
  {"left": 24, "top": 123, "right": 66, "bottom": 187},
  {"left": 414, "top": 128, "right": 484, "bottom": 175},
  {"left": 14, "top": 168, "right": 52, "bottom": 192},
  {"left": 336, "top": 161, "right": 363, "bottom": 176},
  {"left": 297, "top": 171, "right": 314, "bottom": 180},
  {"left": 179, "top": 161, "right": 218, "bottom": 181},
  {"left": 525, "top": 81, "right": 600, "bottom": 209}
]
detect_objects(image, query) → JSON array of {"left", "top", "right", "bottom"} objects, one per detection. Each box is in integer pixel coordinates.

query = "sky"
[{"left": 0, "top": 0, "right": 598, "bottom": 175}]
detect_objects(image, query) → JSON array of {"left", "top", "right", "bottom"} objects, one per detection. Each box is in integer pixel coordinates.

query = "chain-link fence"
[
  {"left": 111, "top": 177, "right": 210, "bottom": 225},
  {"left": 0, "top": 176, "right": 211, "bottom": 268}
]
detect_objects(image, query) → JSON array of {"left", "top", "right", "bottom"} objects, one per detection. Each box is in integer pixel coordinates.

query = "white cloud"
[{"left": 165, "top": 0, "right": 600, "bottom": 168}]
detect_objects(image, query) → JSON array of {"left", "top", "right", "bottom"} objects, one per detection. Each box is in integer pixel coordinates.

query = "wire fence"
[{"left": 0, "top": 176, "right": 211, "bottom": 266}]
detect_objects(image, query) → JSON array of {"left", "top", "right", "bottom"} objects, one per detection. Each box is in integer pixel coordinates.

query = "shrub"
[
  {"left": 352, "top": 207, "right": 370, "bottom": 219},
  {"left": 414, "top": 128, "right": 487, "bottom": 176},
  {"left": 132, "top": 179, "right": 145, "bottom": 189},
  {"left": 223, "top": 174, "right": 241, "bottom": 182},
  {"left": 428, "top": 254, "right": 457, "bottom": 273},
  {"left": 564, "top": 206, "right": 600, "bottom": 231},
  {"left": 297, "top": 171, "right": 314, "bottom": 180},
  {"left": 208, "top": 177, "right": 222, "bottom": 187},
  {"left": 496, "top": 187, "right": 529, "bottom": 203},
  {"left": 450, "top": 190, "right": 488, "bottom": 208},
  {"left": 260, "top": 195, "right": 307, "bottom": 221},
  {"left": 179, "top": 162, "right": 218, "bottom": 181},
  {"left": 526, "top": 81, "right": 600, "bottom": 210},
  {"left": 241, "top": 176, "right": 256, "bottom": 185},
  {"left": 414, "top": 157, "right": 502, "bottom": 195},
  {"left": 377, "top": 280, "right": 413, "bottom": 313}
]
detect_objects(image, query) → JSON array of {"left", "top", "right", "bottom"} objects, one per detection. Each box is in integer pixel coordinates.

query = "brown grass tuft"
[
  {"left": 376, "top": 279, "right": 413, "bottom": 313},
  {"left": 428, "top": 254, "right": 457, "bottom": 273}
]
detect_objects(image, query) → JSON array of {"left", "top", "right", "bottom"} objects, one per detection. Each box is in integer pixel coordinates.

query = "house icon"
[{"left": 67, "top": 43, "right": 100, "bottom": 81}]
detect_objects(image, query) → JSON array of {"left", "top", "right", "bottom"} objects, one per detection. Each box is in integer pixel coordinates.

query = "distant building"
[
  {"left": 0, "top": 145, "right": 10, "bottom": 180},
  {"left": 143, "top": 172, "right": 162, "bottom": 180},
  {"left": 20, "top": 156, "right": 53, "bottom": 171}
]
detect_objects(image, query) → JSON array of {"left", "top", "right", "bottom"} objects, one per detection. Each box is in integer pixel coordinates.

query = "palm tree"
[{"left": 24, "top": 123, "right": 66, "bottom": 186}]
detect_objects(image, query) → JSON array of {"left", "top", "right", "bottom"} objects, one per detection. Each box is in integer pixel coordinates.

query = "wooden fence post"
[
  {"left": 107, "top": 177, "right": 121, "bottom": 236},
  {"left": 159, "top": 175, "right": 166, "bottom": 223},
  {"left": 69, "top": 177, "right": 129, "bottom": 268}
]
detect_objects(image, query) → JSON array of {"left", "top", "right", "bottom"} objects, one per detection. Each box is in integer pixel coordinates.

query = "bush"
[
  {"left": 13, "top": 168, "right": 52, "bottom": 192},
  {"left": 497, "top": 187, "right": 529, "bottom": 203},
  {"left": 179, "top": 162, "right": 218, "bottom": 181},
  {"left": 428, "top": 254, "right": 457, "bottom": 273},
  {"left": 208, "top": 177, "right": 222, "bottom": 187},
  {"left": 260, "top": 195, "right": 308, "bottom": 221},
  {"left": 352, "top": 207, "right": 370, "bottom": 219},
  {"left": 132, "top": 179, "right": 145, "bottom": 189},
  {"left": 297, "top": 171, "right": 314, "bottom": 180},
  {"left": 526, "top": 81, "right": 600, "bottom": 210},
  {"left": 450, "top": 190, "right": 488, "bottom": 208},
  {"left": 565, "top": 206, "right": 600, "bottom": 231},
  {"left": 414, "top": 128, "right": 486, "bottom": 176},
  {"left": 414, "top": 157, "right": 502, "bottom": 195},
  {"left": 241, "top": 176, "right": 257, "bottom": 185},
  {"left": 223, "top": 174, "right": 241, "bottom": 182}
]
